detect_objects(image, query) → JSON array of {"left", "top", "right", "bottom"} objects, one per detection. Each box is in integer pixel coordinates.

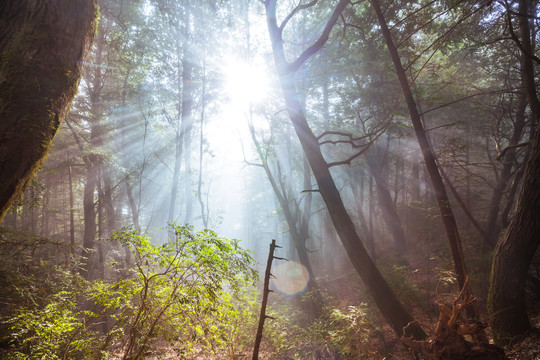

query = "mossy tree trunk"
[
  {"left": 488, "top": 0, "right": 540, "bottom": 345},
  {"left": 0, "top": 0, "right": 98, "bottom": 221}
]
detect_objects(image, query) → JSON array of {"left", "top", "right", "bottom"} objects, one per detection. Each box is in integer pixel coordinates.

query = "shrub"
[{"left": 0, "top": 225, "right": 258, "bottom": 360}]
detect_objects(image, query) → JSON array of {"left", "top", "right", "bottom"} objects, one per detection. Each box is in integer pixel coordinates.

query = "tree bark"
[
  {"left": 126, "top": 179, "right": 141, "bottom": 233},
  {"left": 485, "top": 94, "right": 527, "bottom": 245},
  {"left": 198, "top": 53, "right": 208, "bottom": 228},
  {"left": 0, "top": 0, "right": 98, "bottom": 221},
  {"left": 488, "top": 0, "right": 540, "bottom": 345},
  {"left": 252, "top": 240, "right": 281, "bottom": 360},
  {"left": 168, "top": 34, "right": 185, "bottom": 223},
  {"left": 102, "top": 166, "right": 116, "bottom": 237}
]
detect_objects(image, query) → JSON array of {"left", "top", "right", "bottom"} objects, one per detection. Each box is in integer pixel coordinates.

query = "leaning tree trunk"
[
  {"left": 0, "top": 0, "right": 98, "bottom": 221},
  {"left": 488, "top": 0, "right": 540, "bottom": 345},
  {"left": 369, "top": 0, "right": 471, "bottom": 296},
  {"left": 265, "top": 0, "right": 425, "bottom": 340}
]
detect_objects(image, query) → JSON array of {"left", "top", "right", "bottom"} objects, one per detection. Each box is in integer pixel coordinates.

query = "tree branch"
[
  {"left": 327, "top": 147, "right": 370, "bottom": 167},
  {"left": 301, "top": 189, "right": 320, "bottom": 193},
  {"left": 496, "top": 141, "right": 531, "bottom": 160},
  {"left": 288, "top": 0, "right": 350, "bottom": 73},
  {"left": 419, "top": 87, "right": 520, "bottom": 116},
  {"left": 503, "top": 0, "right": 540, "bottom": 65},
  {"left": 279, "top": 0, "right": 319, "bottom": 34}
]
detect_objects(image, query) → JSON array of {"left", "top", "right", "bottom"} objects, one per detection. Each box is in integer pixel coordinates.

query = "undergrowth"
[{"left": 0, "top": 225, "right": 258, "bottom": 360}]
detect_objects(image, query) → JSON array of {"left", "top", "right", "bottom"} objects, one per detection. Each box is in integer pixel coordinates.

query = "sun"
[{"left": 223, "top": 57, "right": 270, "bottom": 107}]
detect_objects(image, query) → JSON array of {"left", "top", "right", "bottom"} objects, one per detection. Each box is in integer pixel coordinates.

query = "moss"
[{"left": 0, "top": 0, "right": 100, "bottom": 221}]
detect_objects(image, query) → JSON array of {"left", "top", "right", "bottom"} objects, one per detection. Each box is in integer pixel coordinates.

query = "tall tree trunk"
[
  {"left": 0, "top": 0, "right": 98, "bottom": 221},
  {"left": 80, "top": 25, "right": 106, "bottom": 279},
  {"left": 198, "top": 52, "right": 208, "bottom": 228},
  {"left": 369, "top": 0, "right": 471, "bottom": 297},
  {"left": 3, "top": 207, "right": 17, "bottom": 230},
  {"left": 168, "top": 35, "right": 185, "bottom": 223},
  {"left": 501, "top": 152, "right": 528, "bottom": 227},
  {"left": 96, "top": 167, "right": 105, "bottom": 279},
  {"left": 488, "top": 0, "right": 540, "bottom": 345},
  {"left": 68, "top": 162, "right": 76, "bottom": 249},
  {"left": 40, "top": 175, "right": 49, "bottom": 238},
  {"left": 126, "top": 179, "right": 141, "bottom": 233},
  {"left": 168, "top": 123, "right": 183, "bottom": 223},
  {"left": 351, "top": 171, "right": 376, "bottom": 257},
  {"left": 182, "top": 29, "right": 194, "bottom": 224},
  {"left": 485, "top": 94, "right": 527, "bottom": 245},
  {"left": 265, "top": 0, "right": 425, "bottom": 340},
  {"left": 300, "top": 153, "right": 313, "bottom": 248},
  {"left": 81, "top": 157, "right": 98, "bottom": 279},
  {"left": 102, "top": 166, "right": 116, "bottom": 237},
  {"left": 366, "top": 147, "right": 407, "bottom": 254}
]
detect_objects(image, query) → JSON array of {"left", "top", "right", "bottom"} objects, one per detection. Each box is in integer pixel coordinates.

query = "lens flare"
[{"left": 271, "top": 261, "right": 310, "bottom": 295}]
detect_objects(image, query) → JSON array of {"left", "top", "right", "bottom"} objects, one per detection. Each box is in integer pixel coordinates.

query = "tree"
[
  {"left": 264, "top": 0, "right": 425, "bottom": 340},
  {"left": 0, "top": 0, "right": 98, "bottom": 221},
  {"left": 369, "top": 0, "right": 472, "bottom": 298},
  {"left": 488, "top": 0, "right": 540, "bottom": 345},
  {"left": 366, "top": 144, "right": 408, "bottom": 254},
  {"left": 246, "top": 117, "right": 322, "bottom": 313}
]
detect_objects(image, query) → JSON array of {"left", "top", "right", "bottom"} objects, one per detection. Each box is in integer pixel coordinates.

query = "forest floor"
[
  {"left": 137, "top": 260, "right": 540, "bottom": 359},
  {"left": 137, "top": 317, "right": 540, "bottom": 359},
  {"left": 503, "top": 313, "right": 540, "bottom": 360},
  {"left": 140, "top": 318, "right": 540, "bottom": 360}
]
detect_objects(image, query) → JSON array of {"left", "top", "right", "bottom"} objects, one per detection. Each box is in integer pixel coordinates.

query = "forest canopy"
[{"left": 0, "top": 0, "right": 539, "bottom": 359}]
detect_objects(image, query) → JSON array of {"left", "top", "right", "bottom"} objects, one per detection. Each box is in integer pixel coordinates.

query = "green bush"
[
  {"left": 106, "top": 225, "right": 258, "bottom": 359},
  {"left": 0, "top": 225, "right": 258, "bottom": 360}
]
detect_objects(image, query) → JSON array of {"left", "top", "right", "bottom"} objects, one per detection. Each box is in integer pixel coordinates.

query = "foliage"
[
  {"left": 262, "top": 300, "right": 381, "bottom": 359},
  {"left": 4, "top": 289, "right": 100, "bottom": 360},
  {"left": 0, "top": 225, "right": 258, "bottom": 360},
  {"left": 378, "top": 261, "right": 425, "bottom": 311},
  {"left": 107, "top": 224, "right": 258, "bottom": 359},
  {"left": 0, "top": 227, "right": 100, "bottom": 359}
]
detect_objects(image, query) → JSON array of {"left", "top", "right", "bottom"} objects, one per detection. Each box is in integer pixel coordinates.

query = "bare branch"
[
  {"left": 316, "top": 130, "right": 370, "bottom": 142},
  {"left": 288, "top": 0, "right": 350, "bottom": 73},
  {"left": 279, "top": 0, "right": 319, "bottom": 34},
  {"left": 496, "top": 141, "right": 531, "bottom": 160},
  {"left": 327, "top": 147, "right": 370, "bottom": 167},
  {"left": 425, "top": 121, "right": 461, "bottom": 132}
]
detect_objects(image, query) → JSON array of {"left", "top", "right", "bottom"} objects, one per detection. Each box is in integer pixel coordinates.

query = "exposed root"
[{"left": 402, "top": 277, "right": 507, "bottom": 360}]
